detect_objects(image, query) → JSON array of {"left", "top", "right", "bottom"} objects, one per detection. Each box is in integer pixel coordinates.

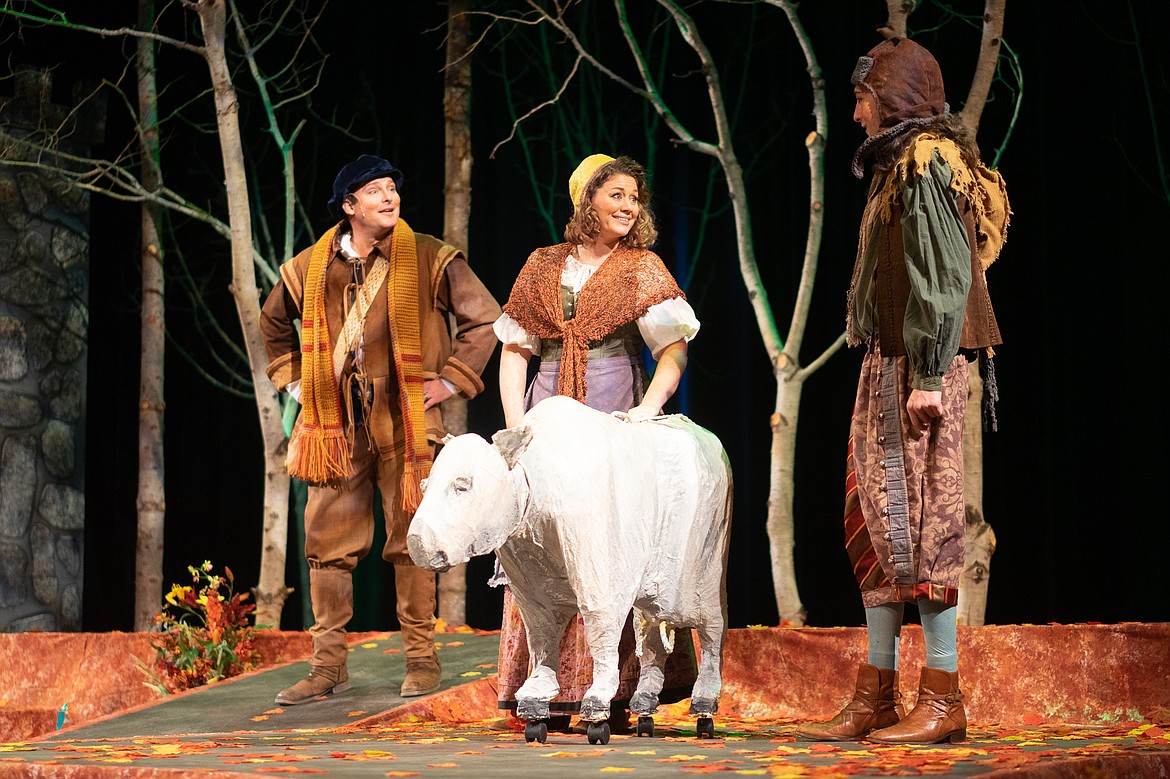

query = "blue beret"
[{"left": 327, "top": 154, "right": 404, "bottom": 221}]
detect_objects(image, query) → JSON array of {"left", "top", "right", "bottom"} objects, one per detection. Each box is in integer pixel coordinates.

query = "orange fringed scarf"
[
  {"left": 287, "top": 221, "right": 431, "bottom": 512},
  {"left": 384, "top": 220, "right": 431, "bottom": 513},
  {"left": 502, "top": 242, "right": 684, "bottom": 401},
  {"left": 287, "top": 225, "right": 351, "bottom": 489}
]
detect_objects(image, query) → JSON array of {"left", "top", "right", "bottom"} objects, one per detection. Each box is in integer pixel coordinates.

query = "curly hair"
[
  {"left": 564, "top": 156, "right": 658, "bottom": 249},
  {"left": 869, "top": 112, "right": 982, "bottom": 174}
]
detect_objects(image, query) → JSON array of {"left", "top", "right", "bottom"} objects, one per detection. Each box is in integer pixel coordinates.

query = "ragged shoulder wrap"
[{"left": 847, "top": 133, "right": 1008, "bottom": 356}]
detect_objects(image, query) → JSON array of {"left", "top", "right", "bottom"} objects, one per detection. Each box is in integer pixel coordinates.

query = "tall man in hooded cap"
[
  {"left": 260, "top": 155, "right": 501, "bottom": 705},
  {"left": 797, "top": 39, "right": 1008, "bottom": 744}
]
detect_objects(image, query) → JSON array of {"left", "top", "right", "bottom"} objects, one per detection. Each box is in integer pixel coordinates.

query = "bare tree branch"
[
  {"left": 762, "top": 0, "right": 827, "bottom": 362},
  {"left": 878, "top": 0, "right": 918, "bottom": 38},
  {"left": 615, "top": 0, "right": 710, "bottom": 155},
  {"left": 229, "top": 0, "right": 299, "bottom": 264},
  {"left": 188, "top": 0, "right": 293, "bottom": 627},
  {"left": 490, "top": 52, "right": 583, "bottom": 159},
  {"left": 649, "top": 0, "right": 782, "bottom": 357},
  {"left": 167, "top": 225, "right": 251, "bottom": 370},
  {"left": 526, "top": 0, "right": 648, "bottom": 96},
  {"left": 0, "top": 2, "right": 206, "bottom": 54},
  {"left": 957, "top": 0, "right": 1006, "bottom": 135},
  {"left": 1127, "top": 0, "right": 1169, "bottom": 206},
  {"left": 796, "top": 331, "right": 846, "bottom": 382},
  {"left": 0, "top": 90, "right": 282, "bottom": 285},
  {"left": 165, "top": 331, "right": 254, "bottom": 397}
]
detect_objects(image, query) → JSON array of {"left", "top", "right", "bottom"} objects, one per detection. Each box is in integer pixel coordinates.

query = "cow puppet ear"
[{"left": 491, "top": 426, "right": 534, "bottom": 470}]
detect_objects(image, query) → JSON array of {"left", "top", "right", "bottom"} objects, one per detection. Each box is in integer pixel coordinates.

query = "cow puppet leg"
[
  {"left": 690, "top": 617, "right": 726, "bottom": 716},
  {"left": 577, "top": 607, "right": 631, "bottom": 721},
  {"left": 628, "top": 608, "right": 669, "bottom": 715},
  {"left": 512, "top": 596, "right": 575, "bottom": 720}
]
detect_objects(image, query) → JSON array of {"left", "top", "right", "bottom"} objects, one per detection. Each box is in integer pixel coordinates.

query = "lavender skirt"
[{"left": 524, "top": 354, "right": 647, "bottom": 414}]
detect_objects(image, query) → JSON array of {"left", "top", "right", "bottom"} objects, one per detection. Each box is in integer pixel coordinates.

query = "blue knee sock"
[
  {"left": 864, "top": 603, "right": 905, "bottom": 670},
  {"left": 918, "top": 599, "right": 958, "bottom": 672}
]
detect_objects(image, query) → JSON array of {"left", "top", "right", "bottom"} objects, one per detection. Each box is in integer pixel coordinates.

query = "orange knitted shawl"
[{"left": 502, "top": 242, "right": 684, "bottom": 401}]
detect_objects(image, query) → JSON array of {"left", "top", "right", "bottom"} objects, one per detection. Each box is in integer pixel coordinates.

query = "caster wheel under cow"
[
  {"left": 696, "top": 717, "right": 715, "bottom": 739},
  {"left": 524, "top": 720, "right": 549, "bottom": 744},
  {"left": 587, "top": 720, "right": 611, "bottom": 745},
  {"left": 636, "top": 715, "right": 655, "bottom": 738}
]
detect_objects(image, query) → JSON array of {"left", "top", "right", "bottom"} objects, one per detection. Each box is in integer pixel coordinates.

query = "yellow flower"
[{"left": 165, "top": 584, "right": 192, "bottom": 606}]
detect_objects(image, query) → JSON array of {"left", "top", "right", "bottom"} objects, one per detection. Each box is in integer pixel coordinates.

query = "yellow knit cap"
[{"left": 568, "top": 153, "right": 615, "bottom": 212}]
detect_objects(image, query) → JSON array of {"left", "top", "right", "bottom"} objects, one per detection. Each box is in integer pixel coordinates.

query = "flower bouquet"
[{"left": 137, "top": 561, "right": 260, "bottom": 695}]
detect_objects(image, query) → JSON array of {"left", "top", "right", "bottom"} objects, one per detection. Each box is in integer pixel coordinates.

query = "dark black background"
[{"left": 3, "top": 1, "right": 1165, "bottom": 632}]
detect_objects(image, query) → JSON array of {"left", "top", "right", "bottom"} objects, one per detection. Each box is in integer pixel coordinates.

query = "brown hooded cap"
[{"left": 852, "top": 38, "right": 945, "bottom": 128}]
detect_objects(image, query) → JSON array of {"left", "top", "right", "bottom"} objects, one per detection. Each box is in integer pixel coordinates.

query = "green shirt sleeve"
[{"left": 899, "top": 151, "right": 972, "bottom": 391}]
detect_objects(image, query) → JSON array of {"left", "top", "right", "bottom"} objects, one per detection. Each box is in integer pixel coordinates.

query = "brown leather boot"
[
  {"left": 275, "top": 664, "right": 350, "bottom": 705},
  {"left": 796, "top": 664, "right": 903, "bottom": 741},
  {"left": 400, "top": 655, "right": 442, "bottom": 697},
  {"left": 868, "top": 666, "right": 966, "bottom": 744},
  {"left": 394, "top": 564, "right": 437, "bottom": 657}
]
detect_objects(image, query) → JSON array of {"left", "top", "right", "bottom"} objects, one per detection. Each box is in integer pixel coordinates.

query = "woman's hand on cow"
[
  {"left": 625, "top": 402, "right": 662, "bottom": 422},
  {"left": 635, "top": 339, "right": 687, "bottom": 422}
]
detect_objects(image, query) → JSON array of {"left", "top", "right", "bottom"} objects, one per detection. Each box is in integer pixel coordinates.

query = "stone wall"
[{"left": 0, "top": 68, "right": 105, "bottom": 631}]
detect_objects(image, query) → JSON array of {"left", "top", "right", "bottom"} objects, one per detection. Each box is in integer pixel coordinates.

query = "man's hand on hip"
[{"left": 422, "top": 379, "right": 455, "bottom": 410}]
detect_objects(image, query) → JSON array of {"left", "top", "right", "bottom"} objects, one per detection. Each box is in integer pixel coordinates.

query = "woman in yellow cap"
[{"left": 492, "top": 154, "right": 700, "bottom": 734}]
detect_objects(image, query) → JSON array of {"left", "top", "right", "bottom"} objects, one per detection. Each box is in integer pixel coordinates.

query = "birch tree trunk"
[
  {"left": 764, "top": 0, "right": 832, "bottom": 626},
  {"left": 878, "top": 0, "right": 915, "bottom": 39},
  {"left": 189, "top": 0, "right": 291, "bottom": 628},
  {"left": 134, "top": 0, "right": 166, "bottom": 631},
  {"left": 767, "top": 369, "right": 805, "bottom": 624},
  {"left": 226, "top": 2, "right": 300, "bottom": 628},
  {"left": 437, "top": 0, "right": 473, "bottom": 627},
  {"left": 957, "top": 362, "right": 995, "bottom": 625},
  {"left": 958, "top": 0, "right": 1006, "bottom": 136},
  {"left": 649, "top": 0, "right": 844, "bottom": 624},
  {"left": 955, "top": 0, "right": 1007, "bottom": 625}
]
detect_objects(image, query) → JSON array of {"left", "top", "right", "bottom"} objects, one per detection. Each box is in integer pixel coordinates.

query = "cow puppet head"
[{"left": 406, "top": 427, "right": 534, "bottom": 571}]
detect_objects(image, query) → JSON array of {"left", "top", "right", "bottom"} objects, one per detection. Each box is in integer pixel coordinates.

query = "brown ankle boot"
[
  {"left": 868, "top": 667, "right": 966, "bottom": 744},
  {"left": 275, "top": 664, "right": 350, "bottom": 705},
  {"left": 796, "top": 664, "right": 903, "bottom": 741},
  {"left": 400, "top": 655, "right": 442, "bottom": 697}
]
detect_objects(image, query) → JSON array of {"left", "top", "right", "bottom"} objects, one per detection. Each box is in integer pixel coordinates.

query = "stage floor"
[{"left": 1, "top": 625, "right": 1167, "bottom": 777}]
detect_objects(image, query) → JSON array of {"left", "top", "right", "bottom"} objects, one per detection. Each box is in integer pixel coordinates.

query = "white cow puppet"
[{"left": 408, "top": 396, "right": 732, "bottom": 743}]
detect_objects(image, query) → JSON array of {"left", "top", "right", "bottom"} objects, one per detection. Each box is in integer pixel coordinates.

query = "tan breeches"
[{"left": 303, "top": 434, "right": 437, "bottom": 665}]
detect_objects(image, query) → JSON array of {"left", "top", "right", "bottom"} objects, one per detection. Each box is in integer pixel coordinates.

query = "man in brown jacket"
[{"left": 260, "top": 155, "right": 501, "bottom": 705}]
